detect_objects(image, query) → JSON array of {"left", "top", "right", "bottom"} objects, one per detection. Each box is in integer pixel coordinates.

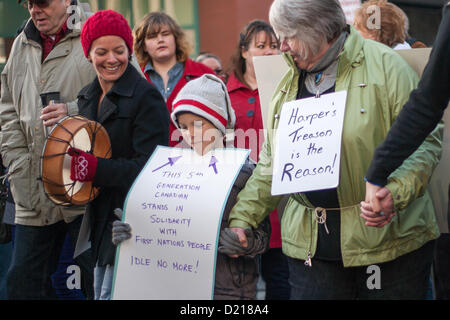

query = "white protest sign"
[
  {"left": 339, "top": 0, "right": 361, "bottom": 24},
  {"left": 112, "top": 146, "right": 249, "bottom": 300},
  {"left": 254, "top": 55, "right": 289, "bottom": 130},
  {"left": 272, "top": 91, "right": 347, "bottom": 195},
  {"left": 397, "top": 48, "right": 432, "bottom": 78}
]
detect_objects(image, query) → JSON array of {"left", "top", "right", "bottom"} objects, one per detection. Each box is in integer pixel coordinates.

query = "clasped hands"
[{"left": 360, "top": 182, "right": 397, "bottom": 228}]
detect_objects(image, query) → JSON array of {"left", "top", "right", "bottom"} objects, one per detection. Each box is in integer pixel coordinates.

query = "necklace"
[
  {"left": 314, "top": 72, "right": 324, "bottom": 86},
  {"left": 305, "top": 60, "right": 338, "bottom": 95}
]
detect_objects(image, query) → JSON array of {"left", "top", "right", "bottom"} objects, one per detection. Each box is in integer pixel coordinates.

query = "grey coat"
[{"left": 0, "top": 4, "right": 96, "bottom": 226}]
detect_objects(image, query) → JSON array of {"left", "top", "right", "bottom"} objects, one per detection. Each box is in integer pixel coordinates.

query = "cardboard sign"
[
  {"left": 339, "top": 0, "right": 361, "bottom": 24},
  {"left": 396, "top": 48, "right": 432, "bottom": 78},
  {"left": 112, "top": 146, "right": 249, "bottom": 300},
  {"left": 253, "top": 55, "right": 289, "bottom": 130},
  {"left": 271, "top": 91, "right": 347, "bottom": 195}
]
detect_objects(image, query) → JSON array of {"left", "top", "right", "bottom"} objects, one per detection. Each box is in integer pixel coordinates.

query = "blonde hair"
[
  {"left": 133, "top": 12, "right": 191, "bottom": 67},
  {"left": 354, "top": 0, "right": 406, "bottom": 47}
]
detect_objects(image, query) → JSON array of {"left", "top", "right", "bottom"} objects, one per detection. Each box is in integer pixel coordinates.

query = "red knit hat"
[{"left": 81, "top": 10, "right": 133, "bottom": 58}]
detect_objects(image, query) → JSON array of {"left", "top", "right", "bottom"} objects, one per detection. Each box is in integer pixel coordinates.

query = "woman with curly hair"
[{"left": 353, "top": 0, "right": 411, "bottom": 49}]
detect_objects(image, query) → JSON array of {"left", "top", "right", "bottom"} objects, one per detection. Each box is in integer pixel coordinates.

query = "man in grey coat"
[{"left": 0, "top": 0, "right": 96, "bottom": 299}]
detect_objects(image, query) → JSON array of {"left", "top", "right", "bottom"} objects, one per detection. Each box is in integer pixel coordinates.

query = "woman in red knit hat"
[{"left": 70, "top": 9, "right": 169, "bottom": 299}]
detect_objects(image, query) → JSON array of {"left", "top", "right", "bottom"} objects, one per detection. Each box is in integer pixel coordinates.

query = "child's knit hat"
[{"left": 171, "top": 74, "right": 236, "bottom": 135}]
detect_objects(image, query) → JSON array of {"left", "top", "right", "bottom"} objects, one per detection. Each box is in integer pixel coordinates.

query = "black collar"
[
  {"left": 24, "top": 19, "right": 42, "bottom": 45},
  {"left": 108, "top": 63, "right": 140, "bottom": 98},
  {"left": 23, "top": 18, "right": 74, "bottom": 45}
]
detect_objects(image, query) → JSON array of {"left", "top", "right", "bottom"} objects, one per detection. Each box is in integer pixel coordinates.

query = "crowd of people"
[{"left": 0, "top": 0, "right": 448, "bottom": 300}]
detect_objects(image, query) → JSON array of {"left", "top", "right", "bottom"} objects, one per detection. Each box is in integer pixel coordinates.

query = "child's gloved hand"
[
  {"left": 218, "top": 227, "right": 255, "bottom": 257},
  {"left": 112, "top": 220, "right": 132, "bottom": 246}
]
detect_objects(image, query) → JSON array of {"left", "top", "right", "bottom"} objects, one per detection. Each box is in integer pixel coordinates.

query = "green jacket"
[{"left": 229, "top": 27, "right": 443, "bottom": 267}]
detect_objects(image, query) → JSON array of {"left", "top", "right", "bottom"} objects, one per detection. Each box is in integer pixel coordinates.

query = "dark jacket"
[
  {"left": 143, "top": 58, "right": 214, "bottom": 146},
  {"left": 77, "top": 64, "right": 169, "bottom": 265},
  {"left": 366, "top": 4, "right": 450, "bottom": 186},
  {"left": 214, "top": 161, "right": 270, "bottom": 300}
]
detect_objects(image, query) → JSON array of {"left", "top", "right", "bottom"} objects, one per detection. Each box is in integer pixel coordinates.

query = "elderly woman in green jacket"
[{"left": 228, "top": 0, "right": 443, "bottom": 300}]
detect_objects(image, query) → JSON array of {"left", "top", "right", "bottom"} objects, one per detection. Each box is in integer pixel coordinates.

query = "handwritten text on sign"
[
  {"left": 112, "top": 146, "right": 249, "bottom": 300},
  {"left": 272, "top": 91, "right": 347, "bottom": 195}
]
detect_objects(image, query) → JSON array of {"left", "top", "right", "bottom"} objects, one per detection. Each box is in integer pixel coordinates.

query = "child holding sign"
[{"left": 113, "top": 74, "right": 270, "bottom": 299}]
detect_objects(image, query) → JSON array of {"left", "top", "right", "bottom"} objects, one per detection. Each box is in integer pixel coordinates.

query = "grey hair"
[
  {"left": 195, "top": 53, "right": 222, "bottom": 65},
  {"left": 269, "top": 0, "right": 346, "bottom": 59},
  {"left": 402, "top": 10, "right": 410, "bottom": 37}
]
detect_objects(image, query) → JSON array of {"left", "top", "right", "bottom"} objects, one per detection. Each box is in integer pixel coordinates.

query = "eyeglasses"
[{"left": 20, "top": 0, "right": 53, "bottom": 9}]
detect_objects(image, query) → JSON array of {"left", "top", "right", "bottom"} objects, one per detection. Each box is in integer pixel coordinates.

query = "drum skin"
[{"left": 41, "top": 116, "right": 111, "bottom": 206}]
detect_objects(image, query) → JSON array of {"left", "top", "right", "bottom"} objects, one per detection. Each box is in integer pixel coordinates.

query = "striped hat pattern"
[{"left": 171, "top": 74, "right": 236, "bottom": 135}]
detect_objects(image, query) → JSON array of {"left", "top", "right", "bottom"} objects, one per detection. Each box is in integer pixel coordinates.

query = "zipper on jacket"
[
  {"left": 303, "top": 210, "right": 314, "bottom": 268},
  {"left": 304, "top": 252, "right": 312, "bottom": 267}
]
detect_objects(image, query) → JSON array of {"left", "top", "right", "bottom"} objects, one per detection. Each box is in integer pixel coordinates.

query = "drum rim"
[{"left": 40, "top": 115, "right": 111, "bottom": 206}]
